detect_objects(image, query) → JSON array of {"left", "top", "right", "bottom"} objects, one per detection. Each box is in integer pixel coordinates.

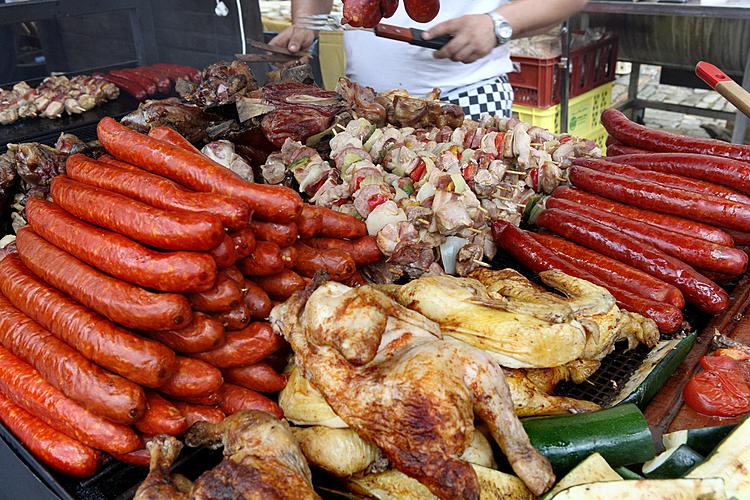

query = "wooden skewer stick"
[
  {"left": 467, "top": 227, "right": 484, "bottom": 234},
  {"left": 417, "top": 218, "right": 431, "bottom": 225},
  {"left": 505, "top": 169, "right": 527, "bottom": 175},
  {"left": 496, "top": 196, "right": 526, "bottom": 207},
  {"left": 473, "top": 259, "right": 491, "bottom": 268},
  {"left": 477, "top": 206, "right": 489, "bottom": 214}
]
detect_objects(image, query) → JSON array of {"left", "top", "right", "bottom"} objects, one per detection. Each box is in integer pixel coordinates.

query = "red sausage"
[
  {"left": 0, "top": 345, "right": 141, "bottom": 454},
  {"left": 102, "top": 74, "right": 146, "bottom": 100},
  {"left": 193, "top": 323, "right": 284, "bottom": 369},
  {"left": 157, "top": 357, "right": 223, "bottom": 399},
  {"left": 237, "top": 241, "right": 285, "bottom": 277},
  {"left": 26, "top": 198, "right": 216, "bottom": 293},
  {"left": 222, "top": 266, "right": 245, "bottom": 288},
  {"left": 606, "top": 143, "right": 650, "bottom": 156},
  {"left": 189, "top": 274, "right": 243, "bottom": 313},
  {"left": 16, "top": 228, "right": 192, "bottom": 331},
  {"left": 148, "top": 126, "right": 201, "bottom": 153},
  {"left": 608, "top": 152, "right": 750, "bottom": 196},
  {"left": 536, "top": 208, "right": 728, "bottom": 314},
  {"left": 572, "top": 158, "right": 750, "bottom": 205},
  {"left": 171, "top": 392, "right": 221, "bottom": 406},
  {"left": 381, "top": 0, "right": 398, "bottom": 17},
  {"left": 280, "top": 245, "right": 297, "bottom": 268},
  {"left": 568, "top": 165, "right": 750, "bottom": 232},
  {"left": 343, "top": 0, "right": 383, "bottom": 27},
  {"left": 211, "top": 303, "right": 252, "bottom": 331},
  {"left": 249, "top": 220, "right": 298, "bottom": 247},
  {"left": 223, "top": 363, "right": 287, "bottom": 393},
  {"left": 343, "top": 270, "right": 368, "bottom": 287},
  {"left": 492, "top": 221, "right": 683, "bottom": 332},
  {"left": 230, "top": 227, "right": 256, "bottom": 260},
  {"left": 51, "top": 176, "right": 225, "bottom": 251},
  {"left": 135, "top": 392, "right": 188, "bottom": 436},
  {"left": 170, "top": 401, "right": 225, "bottom": 427},
  {"left": 545, "top": 197, "right": 748, "bottom": 276},
  {"left": 209, "top": 234, "right": 238, "bottom": 269},
  {"left": 97, "top": 117, "right": 303, "bottom": 222},
  {"left": 293, "top": 241, "right": 356, "bottom": 281},
  {"left": 551, "top": 186, "right": 735, "bottom": 246},
  {"left": 143, "top": 313, "right": 226, "bottom": 354},
  {"left": 110, "top": 69, "right": 156, "bottom": 95},
  {"left": 254, "top": 270, "right": 307, "bottom": 301},
  {"left": 310, "top": 205, "right": 368, "bottom": 239},
  {"left": 530, "top": 232, "right": 685, "bottom": 308},
  {"left": 296, "top": 205, "right": 323, "bottom": 239},
  {"left": 150, "top": 63, "right": 199, "bottom": 81},
  {"left": 601, "top": 108, "right": 750, "bottom": 161},
  {"left": 218, "top": 383, "right": 283, "bottom": 418},
  {"left": 0, "top": 392, "right": 100, "bottom": 477},
  {"left": 112, "top": 447, "right": 150, "bottom": 467},
  {"left": 130, "top": 67, "right": 170, "bottom": 93},
  {"left": 727, "top": 229, "right": 750, "bottom": 246},
  {"left": 243, "top": 281, "right": 273, "bottom": 320},
  {"left": 66, "top": 154, "right": 251, "bottom": 231},
  {"left": 0, "top": 292, "right": 147, "bottom": 423},
  {"left": 305, "top": 235, "right": 383, "bottom": 265},
  {"left": 404, "top": 0, "right": 440, "bottom": 22},
  {"left": 0, "top": 254, "right": 177, "bottom": 388}
]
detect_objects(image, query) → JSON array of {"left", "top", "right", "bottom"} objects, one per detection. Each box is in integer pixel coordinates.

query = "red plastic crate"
[{"left": 509, "top": 33, "right": 619, "bottom": 108}]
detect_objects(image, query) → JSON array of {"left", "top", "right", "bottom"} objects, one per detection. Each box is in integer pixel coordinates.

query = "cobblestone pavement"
[{"left": 612, "top": 64, "right": 738, "bottom": 139}]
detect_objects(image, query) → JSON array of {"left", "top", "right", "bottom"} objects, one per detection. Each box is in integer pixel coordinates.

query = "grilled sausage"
[
  {"left": 229, "top": 227, "right": 256, "bottom": 261},
  {"left": 253, "top": 270, "right": 307, "bottom": 301},
  {"left": 0, "top": 254, "right": 177, "bottom": 387},
  {"left": 211, "top": 303, "right": 252, "bottom": 331},
  {"left": 142, "top": 313, "right": 226, "bottom": 354},
  {"left": 296, "top": 205, "right": 323, "bottom": 239},
  {"left": 606, "top": 143, "right": 650, "bottom": 156},
  {"left": 293, "top": 242, "right": 356, "bottom": 281},
  {"left": 209, "top": 234, "right": 238, "bottom": 269},
  {"left": 157, "top": 357, "right": 223, "bottom": 399},
  {"left": 170, "top": 401, "right": 225, "bottom": 427},
  {"left": 304, "top": 235, "right": 383, "bottom": 265},
  {"left": 243, "top": 281, "right": 273, "bottom": 320},
  {"left": 102, "top": 74, "right": 146, "bottom": 100},
  {"left": 237, "top": 241, "right": 285, "bottom": 277},
  {"left": 249, "top": 220, "right": 298, "bottom": 247},
  {"left": 218, "top": 383, "right": 283, "bottom": 418},
  {"left": 109, "top": 69, "right": 156, "bottom": 95},
  {"left": 189, "top": 274, "right": 243, "bottom": 313},
  {"left": 404, "top": 0, "right": 439, "bottom": 22},
  {"left": 148, "top": 126, "right": 201, "bottom": 153},
  {"left": 310, "top": 205, "right": 368, "bottom": 239},
  {"left": 135, "top": 392, "right": 188, "bottom": 436},
  {"left": 222, "top": 363, "right": 287, "bottom": 393},
  {"left": 193, "top": 323, "right": 285, "bottom": 369},
  {"left": 16, "top": 228, "right": 192, "bottom": 331},
  {"left": 222, "top": 266, "right": 245, "bottom": 288},
  {"left": 26, "top": 198, "right": 216, "bottom": 293}
]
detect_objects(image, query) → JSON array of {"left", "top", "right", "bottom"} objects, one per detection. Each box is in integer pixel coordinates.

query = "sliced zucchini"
[
  {"left": 686, "top": 416, "right": 750, "bottom": 498},
  {"left": 615, "top": 467, "right": 643, "bottom": 480},
  {"left": 549, "top": 478, "right": 727, "bottom": 499},
  {"left": 522, "top": 404, "right": 655, "bottom": 475},
  {"left": 522, "top": 195, "right": 545, "bottom": 224},
  {"left": 347, "top": 465, "right": 533, "bottom": 500},
  {"left": 543, "top": 453, "right": 621, "bottom": 499},
  {"left": 612, "top": 332, "right": 697, "bottom": 409},
  {"left": 662, "top": 424, "right": 736, "bottom": 457},
  {"left": 642, "top": 444, "right": 703, "bottom": 479}
]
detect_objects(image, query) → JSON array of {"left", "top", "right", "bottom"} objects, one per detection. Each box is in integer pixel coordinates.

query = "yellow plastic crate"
[
  {"left": 582, "top": 125, "right": 608, "bottom": 154},
  {"left": 319, "top": 31, "right": 346, "bottom": 90},
  {"left": 512, "top": 82, "right": 613, "bottom": 136}
]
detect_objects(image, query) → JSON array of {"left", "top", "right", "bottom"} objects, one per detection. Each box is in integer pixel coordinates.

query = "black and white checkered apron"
[{"left": 442, "top": 75, "right": 514, "bottom": 121}]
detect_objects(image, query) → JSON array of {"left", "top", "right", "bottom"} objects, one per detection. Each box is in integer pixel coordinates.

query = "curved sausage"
[
  {"left": 249, "top": 220, "right": 298, "bottom": 247},
  {"left": 135, "top": 392, "right": 188, "bottom": 436},
  {"left": 280, "top": 245, "right": 297, "bottom": 268},
  {"left": 254, "top": 270, "right": 307, "bottom": 301},
  {"left": 381, "top": 0, "right": 398, "bottom": 17},
  {"left": 170, "top": 401, "right": 225, "bottom": 427},
  {"left": 97, "top": 117, "right": 303, "bottom": 222},
  {"left": 568, "top": 165, "right": 750, "bottom": 232},
  {"left": 0, "top": 292, "right": 147, "bottom": 423},
  {"left": 293, "top": 242, "right": 356, "bottom": 281},
  {"left": 171, "top": 392, "right": 221, "bottom": 406},
  {"left": 102, "top": 74, "right": 146, "bottom": 100},
  {"left": 112, "top": 447, "right": 150, "bottom": 467},
  {"left": 148, "top": 126, "right": 200, "bottom": 153},
  {"left": 209, "top": 234, "right": 238, "bottom": 269},
  {"left": 606, "top": 143, "right": 649, "bottom": 156},
  {"left": 229, "top": 227, "right": 256, "bottom": 260},
  {"left": 26, "top": 198, "right": 216, "bottom": 293},
  {"left": 189, "top": 274, "right": 243, "bottom": 313},
  {"left": 296, "top": 205, "right": 323, "bottom": 239},
  {"left": 193, "top": 323, "right": 285, "bottom": 369},
  {"left": 66, "top": 154, "right": 250, "bottom": 231},
  {"left": 309, "top": 205, "right": 367, "bottom": 239},
  {"left": 222, "top": 363, "right": 287, "bottom": 393},
  {"left": 52, "top": 176, "right": 224, "bottom": 251},
  {"left": 305, "top": 235, "right": 383, "bottom": 265},
  {"left": 404, "top": 0, "right": 439, "bottom": 22},
  {"left": 492, "top": 221, "right": 683, "bottom": 332},
  {"left": 237, "top": 241, "right": 285, "bottom": 277},
  {"left": 727, "top": 229, "right": 750, "bottom": 246},
  {"left": 143, "top": 313, "right": 226, "bottom": 354},
  {"left": 157, "top": 357, "right": 223, "bottom": 399},
  {"left": 343, "top": 270, "right": 368, "bottom": 287},
  {"left": 0, "top": 392, "right": 100, "bottom": 477},
  {"left": 545, "top": 197, "right": 748, "bottom": 276},
  {"left": 131, "top": 67, "right": 170, "bottom": 93},
  {"left": 343, "top": 0, "right": 383, "bottom": 27},
  {"left": 110, "top": 69, "right": 156, "bottom": 95},
  {"left": 536, "top": 208, "right": 728, "bottom": 314},
  {"left": 218, "top": 383, "right": 283, "bottom": 418},
  {"left": 16, "top": 228, "right": 192, "bottom": 331},
  {"left": 211, "top": 303, "right": 252, "bottom": 331},
  {"left": 0, "top": 345, "right": 141, "bottom": 454},
  {"left": 221, "top": 266, "right": 245, "bottom": 288},
  {"left": 572, "top": 157, "right": 750, "bottom": 204},
  {"left": 551, "top": 186, "right": 734, "bottom": 246},
  {"left": 0, "top": 254, "right": 177, "bottom": 388},
  {"left": 243, "top": 281, "right": 273, "bottom": 320}
]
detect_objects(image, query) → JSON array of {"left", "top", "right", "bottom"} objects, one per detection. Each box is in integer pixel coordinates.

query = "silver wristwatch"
[{"left": 486, "top": 11, "right": 513, "bottom": 47}]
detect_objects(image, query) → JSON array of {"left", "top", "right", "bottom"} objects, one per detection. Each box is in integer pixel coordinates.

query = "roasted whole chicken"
[
  {"left": 270, "top": 279, "right": 555, "bottom": 498},
  {"left": 133, "top": 411, "right": 319, "bottom": 500}
]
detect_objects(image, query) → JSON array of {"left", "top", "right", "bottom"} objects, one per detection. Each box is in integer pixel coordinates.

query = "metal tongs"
[{"left": 296, "top": 13, "right": 452, "bottom": 50}]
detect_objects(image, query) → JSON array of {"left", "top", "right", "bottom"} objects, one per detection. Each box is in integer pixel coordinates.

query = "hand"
[
  {"left": 424, "top": 14, "right": 497, "bottom": 64},
  {"left": 269, "top": 25, "right": 316, "bottom": 53}
]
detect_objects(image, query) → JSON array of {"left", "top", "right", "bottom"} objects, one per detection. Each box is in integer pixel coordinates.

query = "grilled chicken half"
[{"left": 270, "top": 279, "right": 555, "bottom": 499}]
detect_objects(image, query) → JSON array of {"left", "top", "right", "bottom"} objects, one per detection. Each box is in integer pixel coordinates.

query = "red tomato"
[
  {"left": 529, "top": 168, "right": 539, "bottom": 191},
  {"left": 367, "top": 193, "right": 387, "bottom": 211},
  {"left": 409, "top": 158, "right": 427, "bottom": 182},
  {"left": 701, "top": 354, "right": 740, "bottom": 372},
  {"left": 494, "top": 132, "right": 506, "bottom": 152},
  {"left": 684, "top": 366, "right": 750, "bottom": 417}
]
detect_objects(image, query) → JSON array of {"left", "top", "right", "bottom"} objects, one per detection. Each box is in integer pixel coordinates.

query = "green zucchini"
[
  {"left": 543, "top": 453, "right": 621, "bottom": 499},
  {"left": 615, "top": 467, "right": 643, "bottom": 480},
  {"left": 522, "top": 404, "right": 655, "bottom": 475},
  {"left": 662, "top": 423, "right": 736, "bottom": 457},
  {"left": 549, "top": 478, "right": 727, "bottom": 499},
  {"left": 612, "top": 332, "right": 697, "bottom": 409},
  {"left": 522, "top": 195, "right": 545, "bottom": 224},
  {"left": 686, "top": 416, "right": 750, "bottom": 498},
  {"left": 641, "top": 444, "right": 703, "bottom": 479}
]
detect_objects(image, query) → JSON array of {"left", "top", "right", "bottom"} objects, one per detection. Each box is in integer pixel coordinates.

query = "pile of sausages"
[
  {"left": 101, "top": 63, "right": 199, "bottom": 101},
  {"left": 0, "top": 116, "right": 381, "bottom": 477},
  {"left": 493, "top": 109, "right": 750, "bottom": 334}
]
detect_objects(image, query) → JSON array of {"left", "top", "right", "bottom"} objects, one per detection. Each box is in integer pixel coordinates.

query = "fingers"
[
  {"left": 433, "top": 35, "right": 470, "bottom": 61},
  {"left": 288, "top": 28, "right": 313, "bottom": 53},
  {"left": 268, "top": 29, "right": 292, "bottom": 48},
  {"left": 423, "top": 19, "right": 458, "bottom": 40}
]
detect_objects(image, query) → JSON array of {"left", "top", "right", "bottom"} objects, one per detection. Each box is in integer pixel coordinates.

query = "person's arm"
[
  {"left": 424, "top": 0, "right": 588, "bottom": 64},
  {"left": 269, "top": 0, "right": 333, "bottom": 53}
]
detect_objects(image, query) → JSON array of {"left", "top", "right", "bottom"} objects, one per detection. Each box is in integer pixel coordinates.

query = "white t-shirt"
[{"left": 344, "top": 1, "right": 511, "bottom": 97}]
